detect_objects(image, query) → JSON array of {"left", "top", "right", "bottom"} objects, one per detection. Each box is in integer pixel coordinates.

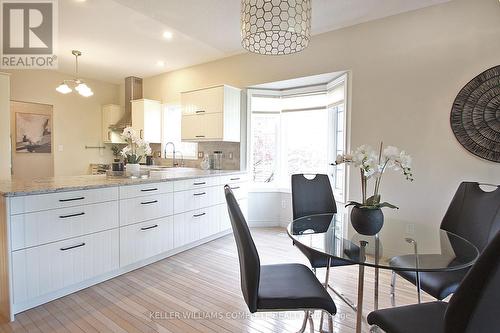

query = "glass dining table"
[{"left": 287, "top": 213, "right": 480, "bottom": 333}]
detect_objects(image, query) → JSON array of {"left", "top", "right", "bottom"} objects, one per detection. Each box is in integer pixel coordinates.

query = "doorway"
[{"left": 10, "top": 101, "right": 54, "bottom": 180}]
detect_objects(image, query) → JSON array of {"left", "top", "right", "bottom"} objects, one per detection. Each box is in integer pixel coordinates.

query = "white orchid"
[
  {"left": 336, "top": 142, "right": 414, "bottom": 208},
  {"left": 120, "top": 127, "right": 152, "bottom": 164}
]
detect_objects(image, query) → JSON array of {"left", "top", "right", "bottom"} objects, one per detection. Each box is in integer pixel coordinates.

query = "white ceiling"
[{"left": 57, "top": 0, "right": 450, "bottom": 83}]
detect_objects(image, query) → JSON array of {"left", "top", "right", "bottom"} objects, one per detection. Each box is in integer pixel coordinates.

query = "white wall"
[
  {"left": 0, "top": 73, "right": 10, "bottom": 180},
  {"left": 144, "top": 0, "right": 500, "bottom": 231},
  {"left": 6, "top": 70, "right": 120, "bottom": 176}
]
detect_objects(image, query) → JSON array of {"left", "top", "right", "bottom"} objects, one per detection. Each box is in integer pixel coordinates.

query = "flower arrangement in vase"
[
  {"left": 336, "top": 143, "right": 414, "bottom": 235},
  {"left": 120, "top": 127, "right": 152, "bottom": 175}
]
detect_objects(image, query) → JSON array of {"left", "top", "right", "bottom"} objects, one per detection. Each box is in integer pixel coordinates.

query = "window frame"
[{"left": 246, "top": 73, "right": 350, "bottom": 200}]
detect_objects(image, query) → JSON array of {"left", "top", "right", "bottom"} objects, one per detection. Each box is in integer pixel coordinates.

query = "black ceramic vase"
[{"left": 350, "top": 206, "right": 384, "bottom": 236}]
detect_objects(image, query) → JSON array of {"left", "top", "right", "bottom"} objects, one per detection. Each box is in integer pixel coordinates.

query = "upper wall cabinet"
[
  {"left": 102, "top": 104, "right": 126, "bottom": 144},
  {"left": 131, "top": 99, "right": 162, "bottom": 143},
  {"left": 181, "top": 85, "right": 241, "bottom": 142}
]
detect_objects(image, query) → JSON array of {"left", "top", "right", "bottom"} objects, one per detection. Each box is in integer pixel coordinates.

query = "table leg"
[
  {"left": 356, "top": 241, "right": 368, "bottom": 333},
  {"left": 320, "top": 257, "right": 332, "bottom": 333},
  {"left": 374, "top": 234, "right": 380, "bottom": 310}
]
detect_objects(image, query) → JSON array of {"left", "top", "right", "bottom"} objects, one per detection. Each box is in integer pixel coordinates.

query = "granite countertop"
[{"left": 0, "top": 169, "right": 246, "bottom": 197}]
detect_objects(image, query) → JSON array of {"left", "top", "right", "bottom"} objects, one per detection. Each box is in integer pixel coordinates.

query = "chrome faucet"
[{"left": 164, "top": 142, "right": 177, "bottom": 167}]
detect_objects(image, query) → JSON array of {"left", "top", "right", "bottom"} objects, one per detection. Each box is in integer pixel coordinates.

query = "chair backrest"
[
  {"left": 440, "top": 182, "right": 500, "bottom": 252},
  {"left": 224, "top": 185, "right": 260, "bottom": 313},
  {"left": 445, "top": 230, "right": 500, "bottom": 333},
  {"left": 291, "top": 174, "right": 337, "bottom": 219}
]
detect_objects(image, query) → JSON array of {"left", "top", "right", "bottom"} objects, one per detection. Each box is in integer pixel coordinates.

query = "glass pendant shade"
[
  {"left": 76, "top": 82, "right": 93, "bottom": 97},
  {"left": 241, "top": 0, "right": 312, "bottom": 55},
  {"left": 56, "top": 83, "right": 72, "bottom": 94}
]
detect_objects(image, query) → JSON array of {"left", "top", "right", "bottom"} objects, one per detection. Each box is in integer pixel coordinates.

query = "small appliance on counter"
[{"left": 212, "top": 151, "right": 223, "bottom": 170}]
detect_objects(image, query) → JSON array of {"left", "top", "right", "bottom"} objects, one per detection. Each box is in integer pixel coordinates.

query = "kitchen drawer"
[
  {"left": 120, "top": 216, "right": 174, "bottom": 267},
  {"left": 173, "top": 206, "right": 219, "bottom": 248},
  {"left": 173, "top": 176, "right": 218, "bottom": 192},
  {"left": 219, "top": 173, "right": 249, "bottom": 186},
  {"left": 119, "top": 181, "right": 173, "bottom": 199},
  {"left": 10, "top": 187, "right": 119, "bottom": 215},
  {"left": 173, "top": 186, "right": 219, "bottom": 214},
  {"left": 217, "top": 182, "right": 249, "bottom": 205},
  {"left": 120, "top": 193, "right": 174, "bottom": 227},
  {"left": 12, "top": 229, "right": 119, "bottom": 305},
  {"left": 11, "top": 201, "right": 119, "bottom": 251}
]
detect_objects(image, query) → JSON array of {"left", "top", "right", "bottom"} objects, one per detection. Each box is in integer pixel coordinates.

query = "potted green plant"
[{"left": 336, "top": 143, "right": 414, "bottom": 235}]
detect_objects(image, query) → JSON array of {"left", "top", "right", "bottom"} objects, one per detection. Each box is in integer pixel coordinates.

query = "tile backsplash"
[{"left": 153, "top": 142, "right": 241, "bottom": 170}]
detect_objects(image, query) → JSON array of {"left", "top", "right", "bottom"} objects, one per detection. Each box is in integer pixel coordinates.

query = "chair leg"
[
  {"left": 390, "top": 271, "right": 397, "bottom": 307},
  {"left": 326, "top": 266, "right": 357, "bottom": 311},
  {"left": 319, "top": 311, "right": 334, "bottom": 333},
  {"left": 297, "top": 311, "right": 309, "bottom": 333},
  {"left": 307, "top": 312, "right": 314, "bottom": 333}
]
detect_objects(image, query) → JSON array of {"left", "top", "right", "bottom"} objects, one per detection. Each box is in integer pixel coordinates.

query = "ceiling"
[{"left": 57, "top": 0, "right": 450, "bottom": 83}]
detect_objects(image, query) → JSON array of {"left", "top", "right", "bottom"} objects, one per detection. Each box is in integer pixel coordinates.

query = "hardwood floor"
[{"left": 0, "top": 228, "right": 433, "bottom": 333}]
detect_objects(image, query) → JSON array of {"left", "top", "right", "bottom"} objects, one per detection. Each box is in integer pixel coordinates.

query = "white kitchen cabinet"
[
  {"left": 131, "top": 99, "right": 162, "bottom": 143},
  {"left": 102, "top": 104, "right": 126, "bottom": 144},
  {"left": 120, "top": 216, "right": 174, "bottom": 267},
  {"left": 12, "top": 229, "right": 119, "bottom": 305},
  {"left": 3, "top": 172, "right": 248, "bottom": 319},
  {"left": 181, "top": 85, "right": 241, "bottom": 142},
  {"left": 119, "top": 192, "right": 174, "bottom": 227},
  {"left": 11, "top": 201, "right": 119, "bottom": 251}
]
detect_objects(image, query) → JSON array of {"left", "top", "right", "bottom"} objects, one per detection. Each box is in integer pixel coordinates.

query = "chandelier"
[
  {"left": 56, "top": 50, "right": 94, "bottom": 97},
  {"left": 241, "top": 0, "right": 312, "bottom": 55}
]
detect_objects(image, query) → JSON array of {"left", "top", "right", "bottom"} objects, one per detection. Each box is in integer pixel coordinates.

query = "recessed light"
[
  {"left": 157, "top": 61, "right": 165, "bottom": 67},
  {"left": 163, "top": 31, "right": 173, "bottom": 40}
]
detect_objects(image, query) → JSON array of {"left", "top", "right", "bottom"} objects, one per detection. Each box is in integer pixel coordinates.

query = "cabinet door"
[
  {"left": 12, "top": 229, "right": 119, "bottom": 305},
  {"left": 182, "top": 113, "right": 222, "bottom": 141},
  {"left": 181, "top": 114, "right": 201, "bottom": 141},
  {"left": 204, "top": 113, "right": 224, "bottom": 140},
  {"left": 181, "top": 86, "right": 224, "bottom": 116},
  {"left": 119, "top": 216, "right": 174, "bottom": 267}
]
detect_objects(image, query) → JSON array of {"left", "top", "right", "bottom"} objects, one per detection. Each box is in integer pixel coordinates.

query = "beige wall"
[
  {"left": 144, "top": 0, "right": 500, "bottom": 230},
  {"left": 0, "top": 73, "right": 10, "bottom": 180},
  {"left": 6, "top": 70, "right": 120, "bottom": 176}
]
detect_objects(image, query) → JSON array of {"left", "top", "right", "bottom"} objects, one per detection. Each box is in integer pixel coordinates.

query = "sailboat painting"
[{"left": 15, "top": 113, "right": 52, "bottom": 153}]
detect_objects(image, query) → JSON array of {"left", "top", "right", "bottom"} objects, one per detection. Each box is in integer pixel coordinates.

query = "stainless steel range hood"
[{"left": 109, "top": 76, "right": 143, "bottom": 131}]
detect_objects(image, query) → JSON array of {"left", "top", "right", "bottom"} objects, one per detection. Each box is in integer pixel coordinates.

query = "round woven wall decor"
[{"left": 450, "top": 65, "right": 500, "bottom": 162}]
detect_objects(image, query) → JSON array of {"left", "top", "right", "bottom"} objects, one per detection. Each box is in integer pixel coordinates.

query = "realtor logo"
[{"left": 1, "top": 0, "right": 58, "bottom": 69}]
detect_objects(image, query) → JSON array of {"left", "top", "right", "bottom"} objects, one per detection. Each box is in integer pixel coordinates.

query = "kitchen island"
[{"left": 0, "top": 169, "right": 248, "bottom": 321}]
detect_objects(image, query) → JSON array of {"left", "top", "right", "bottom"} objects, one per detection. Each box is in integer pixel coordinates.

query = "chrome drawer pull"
[
  {"left": 195, "top": 135, "right": 205, "bottom": 138},
  {"left": 140, "top": 188, "right": 158, "bottom": 192},
  {"left": 59, "top": 212, "right": 85, "bottom": 219},
  {"left": 59, "top": 197, "right": 85, "bottom": 202},
  {"left": 230, "top": 186, "right": 240, "bottom": 190},
  {"left": 230, "top": 177, "right": 240, "bottom": 181},
  {"left": 193, "top": 182, "right": 206, "bottom": 185},
  {"left": 60, "top": 242, "right": 86, "bottom": 251},
  {"left": 141, "top": 200, "right": 158, "bottom": 205},
  {"left": 193, "top": 192, "right": 206, "bottom": 196},
  {"left": 141, "top": 224, "right": 158, "bottom": 231},
  {"left": 193, "top": 213, "right": 206, "bottom": 218},
  {"left": 195, "top": 110, "right": 205, "bottom": 114}
]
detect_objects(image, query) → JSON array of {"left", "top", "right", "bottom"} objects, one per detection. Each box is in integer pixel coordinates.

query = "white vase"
[{"left": 126, "top": 163, "right": 141, "bottom": 175}]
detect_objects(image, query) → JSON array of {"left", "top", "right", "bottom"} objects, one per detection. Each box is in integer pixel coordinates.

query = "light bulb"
[
  {"left": 75, "top": 82, "right": 89, "bottom": 93},
  {"left": 79, "top": 87, "right": 94, "bottom": 97},
  {"left": 56, "top": 83, "right": 72, "bottom": 94},
  {"left": 163, "top": 31, "right": 173, "bottom": 40}
]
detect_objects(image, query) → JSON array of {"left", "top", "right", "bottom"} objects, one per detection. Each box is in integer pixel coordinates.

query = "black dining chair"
[
  {"left": 224, "top": 185, "right": 337, "bottom": 333},
  {"left": 367, "top": 230, "right": 500, "bottom": 333},
  {"left": 390, "top": 182, "right": 500, "bottom": 305},
  {"left": 291, "top": 174, "right": 356, "bottom": 311}
]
